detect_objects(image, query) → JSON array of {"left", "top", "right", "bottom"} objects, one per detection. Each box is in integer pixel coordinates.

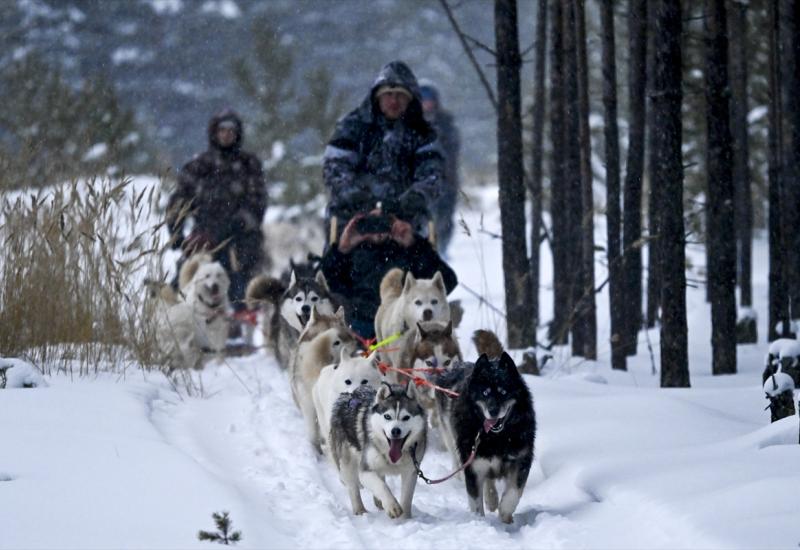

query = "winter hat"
[
  {"left": 374, "top": 85, "right": 413, "bottom": 100},
  {"left": 418, "top": 79, "right": 440, "bottom": 103}
]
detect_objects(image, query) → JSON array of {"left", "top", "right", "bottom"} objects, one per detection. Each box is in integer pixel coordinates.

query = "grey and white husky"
[
  {"left": 432, "top": 330, "right": 536, "bottom": 524},
  {"left": 329, "top": 382, "right": 428, "bottom": 519},
  {"left": 246, "top": 269, "right": 336, "bottom": 369}
]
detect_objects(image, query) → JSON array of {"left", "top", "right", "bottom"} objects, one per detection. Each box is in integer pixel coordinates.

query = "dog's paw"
[
  {"left": 500, "top": 512, "right": 514, "bottom": 524},
  {"left": 385, "top": 500, "right": 403, "bottom": 519},
  {"left": 373, "top": 496, "right": 383, "bottom": 510},
  {"left": 353, "top": 504, "right": 367, "bottom": 516}
]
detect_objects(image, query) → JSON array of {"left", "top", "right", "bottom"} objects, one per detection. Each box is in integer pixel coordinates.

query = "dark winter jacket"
[
  {"left": 167, "top": 109, "right": 267, "bottom": 271},
  {"left": 429, "top": 108, "right": 460, "bottom": 211},
  {"left": 319, "top": 236, "right": 457, "bottom": 335},
  {"left": 323, "top": 61, "right": 445, "bottom": 233}
]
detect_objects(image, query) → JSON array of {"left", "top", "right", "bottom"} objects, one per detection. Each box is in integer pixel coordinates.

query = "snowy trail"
[{"left": 150, "top": 349, "right": 748, "bottom": 550}]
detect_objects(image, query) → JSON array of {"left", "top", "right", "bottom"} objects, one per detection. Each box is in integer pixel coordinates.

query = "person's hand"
[
  {"left": 338, "top": 211, "right": 389, "bottom": 254},
  {"left": 182, "top": 230, "right": 214, "bottom": 255},
  {"left": 389, "top": 216, "right": 415, "bottom": 248}
]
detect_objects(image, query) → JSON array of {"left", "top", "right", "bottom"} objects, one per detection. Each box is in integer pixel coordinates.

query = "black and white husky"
[
  {"left": 246, "top": 269, "right": 336, "bottom": 369},
  {"left": 329, "top": 383, "right": 428, "bottom": 519},
  {"left": 432, "top": 331, "right": 536, "bottom": 524}
]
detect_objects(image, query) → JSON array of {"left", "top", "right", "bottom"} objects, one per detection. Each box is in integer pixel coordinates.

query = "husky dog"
[
  {"left": 329, "top": 382, "right": 427, "bottom": 519},
  {"left": 432, "top": 330, "right": 536, "bottom": 524},
  {"left": 156, "top": 254, "right": 230, "bottom": 370},
  {"left": 397, "top": 320, "right": 462, "bottom": 427},
  {"left": 290, "top": 306, "right": 359, "bottom": 452},
  {"left": 374, "top": 268, "right": 450, "bottom": 370},
  {"left": 313, "top": 350, "right": 382, "bottom": 453},
  {"left": 246, "top": 270, "right": 336, "bottom": 369}
]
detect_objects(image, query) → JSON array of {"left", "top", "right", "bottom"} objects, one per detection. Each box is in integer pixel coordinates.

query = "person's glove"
[
  {"left": 397, "top": 191, "right": 428, "bottom": 223},
  {"left": 182, "top": 230, "right": 215, "bottom": 254},
  {"left": 334, "top": 187, "right": 374, "bottom": 217}
]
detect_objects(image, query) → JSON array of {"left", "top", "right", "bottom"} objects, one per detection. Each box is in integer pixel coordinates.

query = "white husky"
[
  {"left": 313, "top": 350, "right": 382, "bottom": 452},
  {"left": 156, "top": 254, "right": 230, "bottom": 369}
]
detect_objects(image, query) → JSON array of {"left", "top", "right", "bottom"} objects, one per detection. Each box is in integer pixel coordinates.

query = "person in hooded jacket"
[
  {"left": 166, "top": 109, "right": 267, "bottom": 316},
  {"left": 419, "top": 80, "right": 460, "bottom": 256},
  {"left": 319, "top": 61, "right": 457, "bottom": 339}
]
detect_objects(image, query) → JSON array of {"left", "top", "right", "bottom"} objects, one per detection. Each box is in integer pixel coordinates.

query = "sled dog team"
[
  {"left": 244, "top": 262, "right": 537, "bottom": 524},
  {"left": 149, "top": 254, "right": 536, "bottom": 523}
]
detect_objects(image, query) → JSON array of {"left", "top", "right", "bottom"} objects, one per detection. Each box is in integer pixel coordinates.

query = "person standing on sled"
[
  {"left": 166, "top": 108, "right": 268, "bottom": 336},
  {"left": 319, "top": 60, "right": 457, "bottom": 339}
]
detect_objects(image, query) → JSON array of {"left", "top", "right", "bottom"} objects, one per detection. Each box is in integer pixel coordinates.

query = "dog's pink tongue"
[
  {"left": 388, "top": 438, "right": 404, "bottom": 463},
  {"left": 483, "top": 418, "right": 498, "bottom": 433}
]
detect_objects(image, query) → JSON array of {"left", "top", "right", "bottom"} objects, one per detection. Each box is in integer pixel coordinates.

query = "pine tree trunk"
[
  {"left": 768, "top": 0, "right": 791, "bottom": 341},
  {"left": 622, "top": 0, "right": 647, "bottom": 355},
  {"left": 562, "top": 0, "right": 585, "bottom": 356},
  {"left": 548, "top": 0, "right": 570, "bottom": 346},
  {"left": 728, "top": 0, "right": 752, "bottom": 310},
  {"left": 574, "top": 0, "right": 597, "bottom": 360},
  {"left": 705, "top": 0, "right": 737, "bottom": 375},
  {"left": 779, "top": 0, "right": 800, "bottom": 322},
  {"left": 652, "top": 0, "right": 690, "bottom": 388},
  {"left": 495, "top": 0, "right": 535, "bottom": 348},
  {"left": 646, "top": 0, "right": 662, "bottom": 329},
  {"left": 529, "top": 0, "right": 548, "bottom": 355},
  {"left": 601, "top": 0, "right": 626, "bottom": 370}
]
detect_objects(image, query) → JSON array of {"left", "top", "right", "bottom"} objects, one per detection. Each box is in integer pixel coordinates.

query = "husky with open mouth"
[
  {"left": 432, "top": 330, "right": 536, "bottom": 524},
  {"left": 329, "top": 382, "right": 427, "bottom": 519}
]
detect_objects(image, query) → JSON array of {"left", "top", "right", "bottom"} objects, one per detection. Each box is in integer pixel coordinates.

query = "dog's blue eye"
[
  {"left": 444, "top": 359, "right": 451, "bottom": 367},
  {"left": 483, "top": 388, "right": 491, "bottom": 396},
  {"left": 345, "top": 379, "right": 352, "bottom": 385},
  {"left": 425, "top": 360, "right": 434, "bottom": 367},
  {"left": 384, "top": 414, "right": 392, "bottom": 420},
  {"left": 431, "top": 299, "right": 438, "bottom": 305},
  {"left": 402, "top": 415, "right": 410, "bottom": 421},
  {"left": 499, "top": 388, "right": 507, "bottom": 395}
]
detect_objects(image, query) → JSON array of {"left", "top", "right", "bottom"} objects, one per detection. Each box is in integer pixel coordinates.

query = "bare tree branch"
[{"left": 437, "top": 0, "right": 497, "bottom": 110}]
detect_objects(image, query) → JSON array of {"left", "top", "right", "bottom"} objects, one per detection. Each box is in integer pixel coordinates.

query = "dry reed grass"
[{"left": 0, "top": 176, "right": 171, "bottom": 376}]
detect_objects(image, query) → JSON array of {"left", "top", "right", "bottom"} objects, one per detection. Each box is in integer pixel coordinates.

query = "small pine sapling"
[{"left": 197, "top": 511, "right": 242, "bottom": 545}]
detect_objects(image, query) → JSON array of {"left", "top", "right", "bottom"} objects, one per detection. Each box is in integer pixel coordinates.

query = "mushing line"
[{"left": 357, "top": 331, "right": 484, "bottom": 485}]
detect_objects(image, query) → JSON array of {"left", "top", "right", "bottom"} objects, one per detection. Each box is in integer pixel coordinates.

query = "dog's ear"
[
  {"left": 339, "top": 346, "right": 350, "bottom": 364},
  {"left": 308, "top": 305, "right": 319, "bottom": 324},
  {"left": 335, "top": 305, "right": 346, "bottom": 321},
  {"left": 405, "top": 379, "right": 417, "bottom": 399},
  {"left": 403, "top": 271, "right": 416, "bottom": 294},
  {"left": 315, "top": 270, "right": 330, "bottom": 291},
  {"left": 432, "top": 271, "right": 445, "bottom": 292},
  {"left": 289, "top": 269, "right": 297, "bottom": 287},
  {"left": 377, "top": 381, "right": 393, "bottom": 401},
  {"left": 417, "top": 321, "right": 428, "bottom": 339},
  {"left": 474, "top": 353, "right": 490, "bottom": 370},
  {"left": 499, "top": 352, "right": 519, "bottom": 374},
  {"left": 444, "top": 320, "right": 453, "bottom": 337}
]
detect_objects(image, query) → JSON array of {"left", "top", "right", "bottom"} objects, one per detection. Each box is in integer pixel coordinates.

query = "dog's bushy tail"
[
  {"left": 245, "top": 274, "right": 286, "bottom": 310},
  {"left": 144, "top": 278, "right": 179, "bottom": 305},
  {"left": 178, "top": 253, "right": 213, "bottom": 291},
  {"left": 379, "top": 268, "right": 405, "bottom": 302},
  {"left": 473, "top": 330, "right": 504, "bottom": 359}
]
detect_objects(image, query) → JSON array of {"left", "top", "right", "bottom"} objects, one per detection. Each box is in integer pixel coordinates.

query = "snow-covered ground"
[{"left": 2, "top": 179, "right": 799, "bottom": 549}]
